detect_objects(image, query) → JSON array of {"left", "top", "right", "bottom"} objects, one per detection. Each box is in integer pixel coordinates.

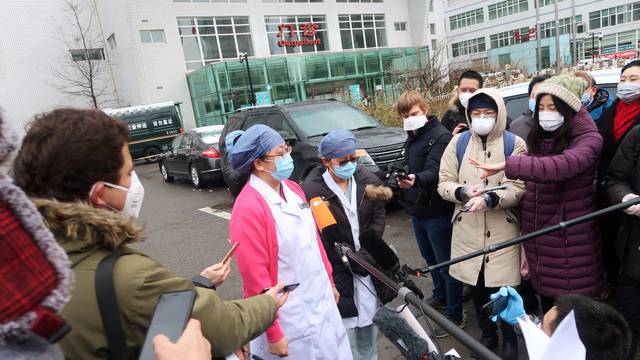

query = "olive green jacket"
[{"left": 33, "top": 198, "right": 277, "bottom": 360}]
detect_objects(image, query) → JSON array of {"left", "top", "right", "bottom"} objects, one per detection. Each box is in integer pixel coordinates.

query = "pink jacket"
[{"left": 230, "top": 179, "right": 335, "bottom": 343}]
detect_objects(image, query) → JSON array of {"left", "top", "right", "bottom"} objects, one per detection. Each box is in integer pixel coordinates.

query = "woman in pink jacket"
[{"left": 229, "top": 124, "right": 352, "bottom": 360}]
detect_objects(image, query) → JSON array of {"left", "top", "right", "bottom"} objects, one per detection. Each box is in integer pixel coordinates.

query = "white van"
[{"left": 499, "top": 68, "right": 621, "bottom": 123}]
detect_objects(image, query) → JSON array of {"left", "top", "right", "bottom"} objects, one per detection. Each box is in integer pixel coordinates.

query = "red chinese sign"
[
  {"left": 600, "top": 50, "right": 637, "bottom": 60},
  {"left": 277, "top": 23, "right": 321, "bottom": 47},
  {"left": 513, "top": 27, "right": 537, "bottom": 42}
]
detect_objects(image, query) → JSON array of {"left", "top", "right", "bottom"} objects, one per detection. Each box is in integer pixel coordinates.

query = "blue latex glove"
[{"left": 489, "top": 286, "right": 526, "bottom": 325}]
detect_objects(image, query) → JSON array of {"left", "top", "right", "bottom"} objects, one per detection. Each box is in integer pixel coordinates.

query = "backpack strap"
[
  {"left": 96, "top": 253, "right": 129, "bottom": 360},
  {"left": 503, "top": 131, "right": 516, "bottom": 158},
  {"left": 455, "top": 131, "right": 472, "bottom": 172},
  {"left": 456, "top": 130, "right": 516, "bottom": 172}
]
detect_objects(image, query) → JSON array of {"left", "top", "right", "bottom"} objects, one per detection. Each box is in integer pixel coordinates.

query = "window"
[
  {"left": 429, "top": 0, "right": 434, "bottom": 12},
  {"left": 449, "top": 8, "right": 483, "bottom": 31},
  {"left": 107, "top": 34, "right": 116, "bottom": 50},
  {"left": 339, "top": 14, "right": 387, "bottom": 50},
  {"left": 589, "top": 3, "right": 640, "bottom": 30},
  {"left": 140, "top": 30, "right": 166, "bottom": 43},
  {"left": 537, "top": 0, "right": 565, "bottom": 7},
  {"left": 336, "top": 0, "right": 382, "bottom": 2},
  {"left": 490, "top": 27, "right": 529, "bottom": 48},
  {"left": 488, "top": 0, "right": 528, "bottom": 20},
  {"left": 431, "top": 39, "right": 437, "bottom": 50},
  {"left": 174, "top": 0, "right": 247, "bottom": 2},
  {"left": 69, "top": 48, "right": 104, "bottom": 61},
  {"left": 451, "top": 37, "right": 486, "bottom": 57},
  {"left": 394, "top": 22, "right": 407, "bottom": 31},
  {"left": 538, "top": 16, "right": 583, "bottom": 39},
  {"left": 265, "top": 15, "right": 327, "bottom": 55},
  {"left": 171, "top": 134, "right": 184, "bottom": 150},
  {"left": 177, "top": 17, "right": 254, "bottom": 69},
  {"left": 264, "top": 0, "right": 322, "bottom": 2},
  {"left": 429, "top": 23, "right": 436, "bottom": 35}
]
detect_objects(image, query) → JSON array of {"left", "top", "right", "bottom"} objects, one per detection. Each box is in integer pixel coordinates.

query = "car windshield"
[
  {"left": 199, "top": 131, "right": 222, "bottom": 144},
  {"left": 287, "top": 103, "right": 379, "bottom": 137}
]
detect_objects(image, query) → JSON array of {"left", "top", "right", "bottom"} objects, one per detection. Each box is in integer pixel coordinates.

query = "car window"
[
  {"left": 199, "top": 130, "right": 222, "bottom": 144},
  {"left": 287, "top": 104, "right": 379, "bottom": 137},
  {"left": 171, "top": 134, "right": 184, "bottom": 150},
  {"left": 265, "top": 112, "right": 296, "bottom": 138},
  {"left": 178, "top": 135, "right": 192, "bottom": 150},
  {"left": 242, "top": 114, "right": 264, "bottom": 130},
  {"left": 504, "top": 95, "right": 529, "bottom": 123}
]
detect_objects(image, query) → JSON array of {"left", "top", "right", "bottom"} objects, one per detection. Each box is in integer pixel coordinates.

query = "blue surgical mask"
[
  {"left": 528, "top": 99, "right": 536, "bottom": 113},
  {"left": 581, "top": 92, "right": 592, "bottom": 105},
  {"left": 334, "top": 161, "right": 357, "bottom": 180},
  {"left": 266, "top": 153, "right": 294, "bottom": 181}
]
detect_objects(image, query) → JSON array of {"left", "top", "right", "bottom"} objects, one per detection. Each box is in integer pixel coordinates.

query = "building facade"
[
  {"left": 439, "top": 0, "right": 640, "bottom": 74},
  {"left": 92, "top": 0, "right": 438, "bottom": 128}
]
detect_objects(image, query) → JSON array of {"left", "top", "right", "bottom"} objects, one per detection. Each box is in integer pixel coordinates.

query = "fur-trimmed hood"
[
  {"left": 363, "top": 184, "right": 393, "bottom": 202},
  {"left": 31, "top": 198, "right": 144, "bottom": 253},
  {"left": 0, "top": 109, "right": 73, "bottom": 346},
  {"left": 447, "top": 94, "right": 462, "bottom": 111}
]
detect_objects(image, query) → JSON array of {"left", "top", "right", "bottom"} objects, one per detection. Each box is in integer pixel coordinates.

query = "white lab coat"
[
  {"left": 322, "top": 171, "right": 378, "bottom": 330},
  {"left": 248, "top": 175, "right": 353, "bottom": 360}
]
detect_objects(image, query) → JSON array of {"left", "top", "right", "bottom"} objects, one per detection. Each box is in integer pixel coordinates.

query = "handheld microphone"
[
  {"left": 334, "top": 243, "right": 351, "bottom": 269},
  {"left": 373, "top": 307, "right": 430, "bottom": 359}
]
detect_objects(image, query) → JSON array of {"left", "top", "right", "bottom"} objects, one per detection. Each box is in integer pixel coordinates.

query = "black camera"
[{"left": 385, "top": 165, "right": 410, "bottom": 190}]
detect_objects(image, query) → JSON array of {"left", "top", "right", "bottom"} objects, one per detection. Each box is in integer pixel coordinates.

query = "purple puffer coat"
[{"left": 505, "top": 107, "right": 605, "bottom": 298}]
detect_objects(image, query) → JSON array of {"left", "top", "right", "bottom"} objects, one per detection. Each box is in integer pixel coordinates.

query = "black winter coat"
[
  {"left": 301, "top": 166, "right": 396, "bottom": 318},
  {"left": 605, "top": 125, "right": 640, "bottom": 281},
  {"left": 402, "top": 116, "right": 454, "bottom": 218}
]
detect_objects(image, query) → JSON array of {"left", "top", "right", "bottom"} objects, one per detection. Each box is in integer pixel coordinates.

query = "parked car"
[
  {"left": 219, "top": 99, "right": 407, "bottom": 197},
  {"left": 104, "top": 101, "right": 184, "bottom": 163},
  {"left": 159, "top": 125, "right": 224, "bottom": 188},
  {"left": 499, "top": 68, "right": 620, "bottom": 124}
]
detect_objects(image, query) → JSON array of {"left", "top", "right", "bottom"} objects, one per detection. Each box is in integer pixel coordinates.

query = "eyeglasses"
[{"left": 262, "top": 145, "right": 292, "bottom": 161}]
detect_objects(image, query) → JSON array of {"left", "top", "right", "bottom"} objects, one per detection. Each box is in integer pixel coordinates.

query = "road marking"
[{"left": 198, "top": 206, "right": 232, "bottom": 220}]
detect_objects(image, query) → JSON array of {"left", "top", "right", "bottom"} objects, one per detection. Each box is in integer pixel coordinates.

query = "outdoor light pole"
[{"left": 239, "top": 52, "right": 256, "bottom": 106}]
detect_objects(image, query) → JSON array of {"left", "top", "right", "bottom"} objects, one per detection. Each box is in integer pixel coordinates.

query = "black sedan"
[{"left": 159, "top": 125, "right": 224, "bottom": 188}]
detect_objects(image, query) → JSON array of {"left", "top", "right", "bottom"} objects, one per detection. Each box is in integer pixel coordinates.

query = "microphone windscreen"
[
  {"left": 309, "top": 197, "right": 337, "bottom": 232},
  {"left": 373, "top": 307, "right": 429, "bottom": 359},
  {"left": 360, "top": 229, "right": 399, "bottom": 271}
]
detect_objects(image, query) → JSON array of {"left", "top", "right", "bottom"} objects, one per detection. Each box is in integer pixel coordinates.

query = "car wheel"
[
  {"left": 190, "top": 164, "right": 202, "bottom": 188},
  {"left": 144, "top": 147, "right": 161, "bottom": 163},
  {"left": 160, "top": 162, "right": 174, "bottom": 183}
]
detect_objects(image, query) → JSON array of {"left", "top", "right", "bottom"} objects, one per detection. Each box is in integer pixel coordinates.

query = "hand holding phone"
[
  {"left": 485, "top": 287, "right": 526, "bottom": 325},
  {"left": 200, "top": 262, "right": 231, "bottom": 287},
  {"left": 260, "top": 283, "right": 300, "bottom": 294}
]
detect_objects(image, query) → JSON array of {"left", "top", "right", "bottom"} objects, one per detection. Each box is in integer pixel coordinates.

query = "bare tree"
[{"left": 52, "top": 0, "right": 111, "bottom": 108}]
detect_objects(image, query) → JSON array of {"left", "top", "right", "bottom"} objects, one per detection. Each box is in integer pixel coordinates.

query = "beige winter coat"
[{"left": 437, "top": 88, "right": 526, "bottom": 288}]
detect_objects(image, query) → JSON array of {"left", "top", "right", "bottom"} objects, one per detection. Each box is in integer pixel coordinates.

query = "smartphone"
[
  {"left": 260, "top": 283, "right": 300, "bottom": 294},
  {"left": 222, "top": 242, "right": 240, "bottom": 264},
  {"left": 481, "top": 295, "right": 509, "bottom": 317},
  {"left": 139, "top": 290, "right": 196, "bottom": 360},
  {"left": 484, "top": 185, "right": 507, "bottom": 193}
]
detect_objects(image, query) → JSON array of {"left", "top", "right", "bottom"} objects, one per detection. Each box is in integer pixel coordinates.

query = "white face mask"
[
  {"left": 92, "top": 171, "right": 145, "bottom": 218},
  {"left": 538, "top": 111, "right": 565, "bottom": 132},
  {"left": 403, "top": 114, "right": 428, "bottom": 131},
  {"left": 617, "top": 82, "right": 640, "bottom": 104},
  {"left": 459, "top": 92, "right": 473, "bottom": 108},
  {"left": 470, "top": 115, "right": 495, "bottom": 136}
]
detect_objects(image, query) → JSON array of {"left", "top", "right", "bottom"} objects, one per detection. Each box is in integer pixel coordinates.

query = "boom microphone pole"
[
  {"left": 336, "top": 244, "right": 502, "bottom": 360},
  {"left": 410, "top": 196, "right": 640, "bottom": 276}
]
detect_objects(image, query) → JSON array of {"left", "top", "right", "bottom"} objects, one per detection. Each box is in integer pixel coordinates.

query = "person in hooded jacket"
[
  {"left": 0, "top": 109, "right": 72, "bottom": 360},
  {"left": 438, "top": 88, "right": 526, "bottom": 359},
  {"left": 301, "top": 130, "right": 395, "bottom": 360},
  {"left": 596, "top": 60, "right": 640, "bottom": 296},
  {"left": 574, "top": 71, "right": 614, "bottom": 124},
  {"left": 471, "top": 75, "right": 605, "bottom": 312},
  {"left": 507, "top": 74, "right": 551, "bottom": 140},
  {"left": 12, "top": 109, "right": 287, "bottom": 360}
]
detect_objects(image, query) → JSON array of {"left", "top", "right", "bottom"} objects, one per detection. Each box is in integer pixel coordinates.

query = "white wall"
[{"left": 0, "top": 0, "right": 114, "bottom": 135}]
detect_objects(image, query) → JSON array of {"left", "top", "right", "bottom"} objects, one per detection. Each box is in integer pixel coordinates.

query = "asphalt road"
[{"left": 132, "top": 162, "right": 507, "bottom": 359}]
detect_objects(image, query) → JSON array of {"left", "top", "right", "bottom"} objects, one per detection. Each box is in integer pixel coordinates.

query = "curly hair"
[{"left": 14, "top": 108, "right": 129, "bottom": 201}]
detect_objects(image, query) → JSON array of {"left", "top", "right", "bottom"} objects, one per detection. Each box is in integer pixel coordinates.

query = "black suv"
[{"left": 219, "top": 99, "right": 406, "bottom": 197}]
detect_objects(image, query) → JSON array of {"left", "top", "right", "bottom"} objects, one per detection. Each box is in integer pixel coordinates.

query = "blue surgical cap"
[
  {"left": 230, "top": 124, "right": 284, "bottom": 174},
  {"left": 225, "top": 130, "right": 244, "bottom": 155},
  {"left": 318, "top": 130, "right": 357, "bottom": 159}
]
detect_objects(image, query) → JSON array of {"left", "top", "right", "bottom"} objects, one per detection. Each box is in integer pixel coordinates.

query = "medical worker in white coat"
[{"left": 229, "top": 124, "right": 353, "bottom": 360}]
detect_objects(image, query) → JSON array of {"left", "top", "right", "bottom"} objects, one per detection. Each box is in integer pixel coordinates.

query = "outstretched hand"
[{"left": 469, "top": 158, "right": 506, "bottom": 180}]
